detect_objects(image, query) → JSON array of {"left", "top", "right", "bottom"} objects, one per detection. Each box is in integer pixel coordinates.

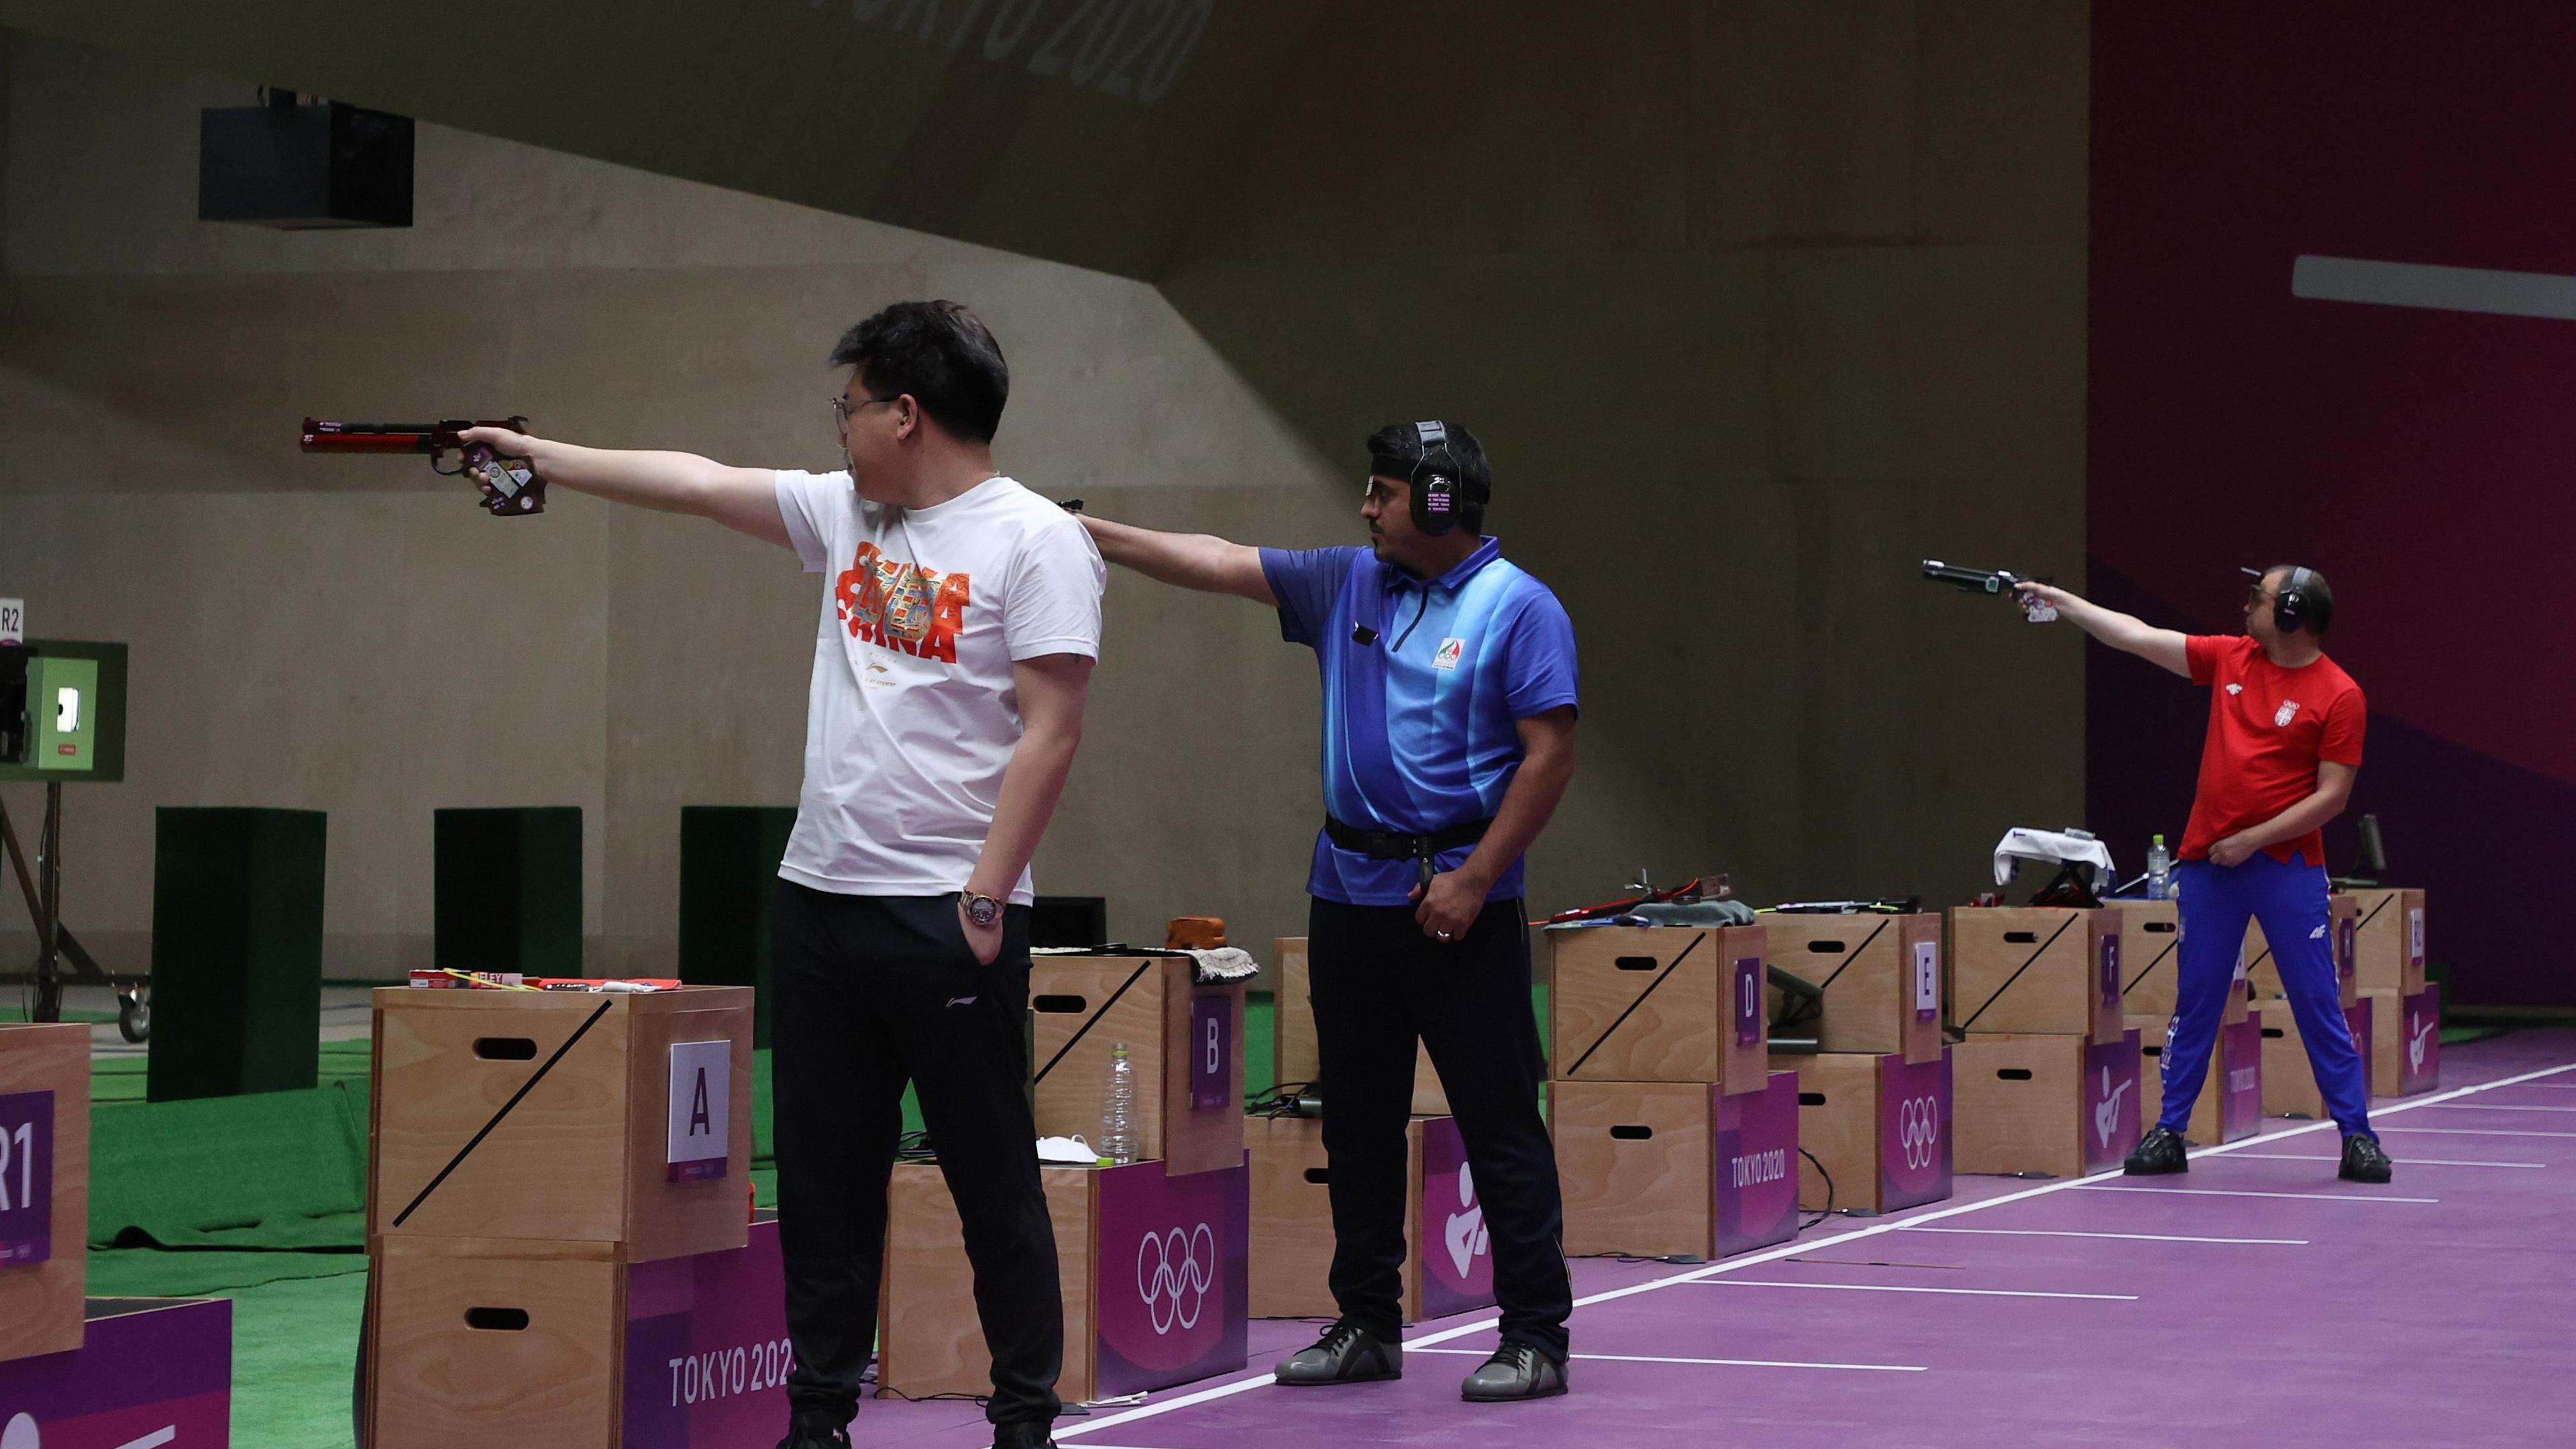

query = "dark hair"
[
  {"left": 828, "top": 301, "right": 1009, "bottom": 444},
  {"left": 1364, "top": 421, "right": 1493, "bottom": 532},
  {"left": 2265, "top": 564, "right": 2335, "bottom": 636}
]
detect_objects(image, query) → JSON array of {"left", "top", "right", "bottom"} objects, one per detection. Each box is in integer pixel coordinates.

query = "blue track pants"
[{"left": 2158, "top": 854, "right": 2374, "bottom": 1138}]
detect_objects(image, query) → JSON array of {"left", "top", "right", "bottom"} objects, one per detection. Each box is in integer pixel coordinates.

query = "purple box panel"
[
  {"left": 0, "top": 1297, "right": 231, "bottom": 1446},
  {"left": 0, "top": 1088, "right": 54, "bottom": 1265},
  {"left": 1413, "top": 1117, "right": 1496, "bottom": 1320},
  {"left": 1877, "top": 1051, "right": 1953, "bottom": 1212},
  {"left": 2401, "top": 985, "right": 2442, "bottom": 1093},
  {"left": 1189, "top": 997, "right": 1232, "bottom": 1112},
  {"left": 1095, "top": 1159, "right": 1250, "bottom": 1398},
  {"left": 622, "top": 1218, "right": 792, "bottom": 1448},
  {"left": 2216, "top": 1015, "right": 2263, "bottom": 1142},
  {"left": 2083, "top": 1030, "right": 2144, "bottom": 1173},
  {"left": 1713, "top": 1073, "right": 1799, "bottom": 1257}
]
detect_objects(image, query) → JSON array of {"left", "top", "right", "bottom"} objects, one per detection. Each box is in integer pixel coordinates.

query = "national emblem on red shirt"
[{"left": 2273, "top": 700, "right": 2300, "bottom": 728}]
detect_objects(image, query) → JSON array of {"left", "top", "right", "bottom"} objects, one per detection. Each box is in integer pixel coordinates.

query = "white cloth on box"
[
  {"left": 771, "top": 470, "right": 1105, "bottom": 905},
  {"left": 1187, "top": 947, "right": 1260, "bottom": 985},
  {"left": 1992, "top": 827, "right": 2117, "bottom": 888},
  {"left": 1036, "top": 1135, "right": 1098, "bottom": 1165}
]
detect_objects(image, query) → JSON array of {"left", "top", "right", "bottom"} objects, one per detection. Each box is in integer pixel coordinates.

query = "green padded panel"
[
  {"left": 678, "top": 805, "right": 796, "bottom": 1048},
  {"left": 147, "top": 806, "right": 325, "bottom": 1102},
  {"left": 433, "top": 806, "right": 582, "bottom": 976}
]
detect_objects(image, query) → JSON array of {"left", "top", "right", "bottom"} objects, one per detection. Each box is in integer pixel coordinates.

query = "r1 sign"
[{"left": 0, "top": 1089, "right": 53, "bottom": 1266}]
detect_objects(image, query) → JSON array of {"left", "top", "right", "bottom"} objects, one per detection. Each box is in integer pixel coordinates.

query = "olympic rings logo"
[
  {"left": 1136, "top": 1223, "right": 1216, "bottom": 1336},
  {"left": 1896, "top": 1096, "right": 1940, "bottom": 1171}
]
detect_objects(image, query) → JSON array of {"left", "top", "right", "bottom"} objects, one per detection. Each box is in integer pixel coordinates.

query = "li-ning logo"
[
  {"left": 1443, "top": 1162, "right": 1490, "bottom": 1279},
  {"left": 1136, "top": 1224, "right": 1216, "bottom": 1335},
  {"left": 2409, "top": 1014, "right": 2435, "bottom": 1074},
  {"left": 2274, "top": 700, "right": 2302, "bottom": 727},
  {"left": 2093, "top": 1067, "right": 2134, "bottom": 1147},
  {"left": 1896, "top": 1096, "right": 1941, "bottom": 1171}
]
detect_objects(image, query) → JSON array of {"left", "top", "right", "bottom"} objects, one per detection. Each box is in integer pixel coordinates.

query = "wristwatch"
[{"left": 961, "top": 891, "right": 1004, "bottom": 928}]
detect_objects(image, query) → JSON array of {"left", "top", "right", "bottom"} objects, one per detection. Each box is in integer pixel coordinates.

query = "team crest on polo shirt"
[
  {"left": 2274, "top": 700, "right": 2301, "bottom": 727},
  {"left": 1434, "top": 637, "right": 1466, "bottom": 671}
]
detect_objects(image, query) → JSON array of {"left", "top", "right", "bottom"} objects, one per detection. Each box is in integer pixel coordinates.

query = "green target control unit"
[{"left": 1, "top": 640, "right": 127, "bottom": 783}]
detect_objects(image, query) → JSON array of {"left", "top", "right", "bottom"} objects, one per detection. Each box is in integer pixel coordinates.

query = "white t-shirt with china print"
[{"left": 771, "top": 469, "right": 1104, "bottom": 904}]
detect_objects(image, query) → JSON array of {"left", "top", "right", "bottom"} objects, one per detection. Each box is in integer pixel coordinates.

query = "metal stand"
[{"left": 3, "top": 781, "right": 148, "bottom": 1040}]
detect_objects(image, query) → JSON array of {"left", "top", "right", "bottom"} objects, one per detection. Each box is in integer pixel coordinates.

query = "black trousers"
[
  {"left": 770, "top": 882, "right": 1062, "bottom": 1431},
  {"left": 1307, "top": 894, "right": 1572, "bottom": 1358}
]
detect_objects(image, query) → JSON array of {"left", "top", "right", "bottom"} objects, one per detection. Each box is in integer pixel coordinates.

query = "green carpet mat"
[{"left": 89, "top": 1079, "right": 368, "bottom": 1248}]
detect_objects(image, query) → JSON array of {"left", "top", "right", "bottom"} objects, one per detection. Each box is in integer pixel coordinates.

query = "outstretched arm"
[
  {"left": 456, "top": 425, "right": 791, "bottom": 549},
  {"left": 1077, "top": 515, "right": 1275, "bottom": 606},
  {"left": 2017, "top": 582, "right": 2190, "bottom": 679}
]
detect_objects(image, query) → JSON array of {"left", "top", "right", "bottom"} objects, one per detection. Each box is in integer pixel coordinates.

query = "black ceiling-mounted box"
[{"left": 198, "top": 99, "right": 413, "bottom": 229}]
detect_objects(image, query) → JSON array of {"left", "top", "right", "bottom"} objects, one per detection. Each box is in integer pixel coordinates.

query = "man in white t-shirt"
[{"left": 461, "top": 301, "right": 1103, "bottom": 1449}]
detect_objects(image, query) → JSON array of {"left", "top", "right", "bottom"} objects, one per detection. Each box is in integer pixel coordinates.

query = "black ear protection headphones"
[
  {"left": 1372, "top": 421, "right": 1484, "bottom": 537},
  {"left": 2242, "top": 564, "right": 2318, "bottom": 633}
]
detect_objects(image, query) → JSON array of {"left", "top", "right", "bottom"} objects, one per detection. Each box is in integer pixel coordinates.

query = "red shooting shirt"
[{"left": 2178, "top": 635, "right": 2366, "bottom": 867}]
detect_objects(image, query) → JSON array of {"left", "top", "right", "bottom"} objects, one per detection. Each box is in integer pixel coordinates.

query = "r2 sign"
[{"left": 0, "top": 1089, "right": 54, "bottom": 1266}]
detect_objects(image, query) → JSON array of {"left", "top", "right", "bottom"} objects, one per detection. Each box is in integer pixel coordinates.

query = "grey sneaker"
[
  {"left": 1460, "top": 1343, "right": 1568, "bottom": 1403},
  {"left": 1275, "top": 1321, "right": 1402, "bottom": 1385}
]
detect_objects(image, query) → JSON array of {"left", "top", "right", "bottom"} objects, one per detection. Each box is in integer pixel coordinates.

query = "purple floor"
[{"left": 855, "top": 1029, "right": 2576, "bottom": 1449}]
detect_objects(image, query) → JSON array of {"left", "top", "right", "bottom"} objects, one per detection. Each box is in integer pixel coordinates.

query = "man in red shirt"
[{"left": 2018, "top": 566, "right": 2391, "bottom": 1183}]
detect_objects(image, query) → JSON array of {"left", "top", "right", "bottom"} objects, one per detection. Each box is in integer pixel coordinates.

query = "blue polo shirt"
[{"left": 1260, "top": 536, "right": 1579, "bottom": 906}]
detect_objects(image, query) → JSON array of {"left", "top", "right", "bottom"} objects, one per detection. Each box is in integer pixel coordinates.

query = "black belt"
[{"left": 1324, "top": 815, "right": 1493, "bottom": 892}]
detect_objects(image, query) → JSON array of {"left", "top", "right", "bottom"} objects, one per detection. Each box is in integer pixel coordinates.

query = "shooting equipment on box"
[
  {"left": 1923, "top": 559, "right": 2057, "bottom": 622},
  {"left": 301, "top": 417, "right": 547, "bottom": 515}
]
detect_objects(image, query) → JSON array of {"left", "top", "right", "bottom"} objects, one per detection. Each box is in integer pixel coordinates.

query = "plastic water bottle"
[
  {"left": 2147, "top": 834, "right": 2172, "bottom": 901},
  {"left": 1102, "top": 1043, "right": 1140, "bottom": 1165}
]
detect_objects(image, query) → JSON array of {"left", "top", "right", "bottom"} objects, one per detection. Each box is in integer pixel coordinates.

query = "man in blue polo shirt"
[{"left": 1077, "top": 421, "right": 1579, "bottom": 1403}]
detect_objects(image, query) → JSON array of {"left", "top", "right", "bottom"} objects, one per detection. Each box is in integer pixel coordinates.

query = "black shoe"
[
  {"left": 1275, "top": 1320, "right": 1402, "bottom": 1385},
  {"left": 1461, "top": 1342, "right": 1568, "bottom": 1402},
  {"left": 777, "top": 1411, "right": 851, "bottom": 1449},
  {"left": 2123, "top": 1126, "right": 2189, "bottom": 1176},
  {"left": 2339, "top": 1133, "right": 2394, "bottom": 1184},
  {"left": 992, "top": 1422, "right": 1057, "bottom": 1449}
]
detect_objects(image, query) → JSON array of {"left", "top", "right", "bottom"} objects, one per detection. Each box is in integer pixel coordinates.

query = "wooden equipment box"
[
  {"left": 880, "top": 1158, "right": 1249, "bottom": 1403},
  {"left": 1552, "top": 1071, "right": 1800, "bottom": 1260},
  {"left": 2243, "top": 893, "right": 2362, "bottom": 1006},
  {"left": 1273, "top": 937, "right": 1447, "bottom": 1114},
  {"left": 2365, "top": 984, "right": 2442, "bottom": 1096},
  {"left": 1793, "top": 1049, "right": 1953, "bottom": 1215},
  {"left": 0, "top": 1022, "right": 89, "bottom": 1364},
  {"left": 1032, "top": 954, "right": 1247, "bottom": 1177},
  {"left": 2341, "top": 888, "right": 2428, "bottom": 995},
  {"left": 369, "top": 985, "right": 753, "bottom": 1263},
  {"left": 2259, "top": 996, "right": 2376, "bottom": 1119},
  {"left": 368, "top": 1218, "right": 789, "bottom": 1449},
  {"left": 1949, "top": 908, "right": 2123, "bottom": 1043},
  {"left": 1548, "top": 924, "right": 1768, "bottom": 1088},
  {"left": 2134, "top": 1009, "right": 2263, "bottom": 1144},
  {"left": 1764, "top": 914, "right": 1943, "bottom": 1064},
  {"left": 2108, "top": 901, "right": 2184, "bottom": 1020},
  {"left": 1950, "top": 1031, "right": 2143, "bottom": 1178},
  {"left": 1246, "top": 1114, "right": 1495, "bottom": 1322}
]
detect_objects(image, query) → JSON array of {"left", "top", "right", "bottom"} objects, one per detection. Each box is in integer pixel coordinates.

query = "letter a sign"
[{"left": 667, "top": 1040, "right": 733, "bottom": 1182}]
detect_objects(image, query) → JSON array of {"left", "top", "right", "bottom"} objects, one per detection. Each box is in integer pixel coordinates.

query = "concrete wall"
[
  {"left": 1161, "top": 0, "right": 2094, "bottom": 912},
  {"left": 3, "top": 2, "right": 2094, "bottom": 986},
  {"left": 0, "top": 34, "right": 1346, "bottom": 978}
]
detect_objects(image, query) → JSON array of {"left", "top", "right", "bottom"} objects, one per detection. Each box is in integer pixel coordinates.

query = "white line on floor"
[
  {"left": 1408, "top": 1346, "right": 1925, "bottom": 1373},
  {"left": 1900, "top": 1226, "right": 2308, "bottom": 1245},
  {"left": 1693, "top": 1280, "right": 2138, "bottom": 1301},
  {"left": 2072, "top": 1185, "right": 2438, "bottom": 1204},
  {"left": 2291, "top": 254, "right": 2576, "bottom": 321},
  {"left": 2224, "top": 1153, "right": 2544, "bottom": 1169},
  {"left": 2424, "top": 1102, "right": 2576, "bottom": 1113},
  {"left": 1055, "top": 1057, "right": 2576, "bottom": 1440},
  {"left": 2377, "top": 1126, "right": 2576, "bottom": 1138}
]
